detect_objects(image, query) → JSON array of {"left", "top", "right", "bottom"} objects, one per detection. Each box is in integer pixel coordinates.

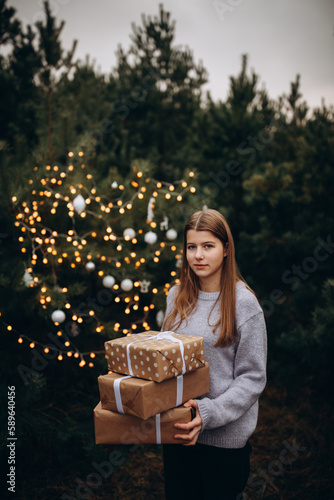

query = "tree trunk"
[{"left": 48, "top": 85, "right": 53, "bottom": 164}]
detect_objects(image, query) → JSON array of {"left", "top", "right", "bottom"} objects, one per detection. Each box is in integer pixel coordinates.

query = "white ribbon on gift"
[
  {"left": 176, "top": 374, "right": 184, "bottom": 407},
  {"left": 155, "top": 413, "right": 161, "bottom": 444},
  {"left": 125, "top": 331, "right": 187, "bottom": 377},
  {"left": 114, "top": 375, "right": 132, "bottom": 414},
  {"left": 116, "top": 377, "right": 162, "bottom": 443}
]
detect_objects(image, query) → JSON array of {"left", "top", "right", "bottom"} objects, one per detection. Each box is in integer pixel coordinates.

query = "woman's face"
[{"left": 186, "top": 230, "right": 227, "bottom": 292}]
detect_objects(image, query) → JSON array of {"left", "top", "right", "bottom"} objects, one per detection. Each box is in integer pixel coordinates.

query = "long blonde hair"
[{"left": 163, "top": 209, "right": 253, "bottom": 347}]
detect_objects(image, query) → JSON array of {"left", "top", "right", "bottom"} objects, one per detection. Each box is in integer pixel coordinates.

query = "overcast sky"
[{"left": 5, "top": 0, "right": 334, "bottom": 110}]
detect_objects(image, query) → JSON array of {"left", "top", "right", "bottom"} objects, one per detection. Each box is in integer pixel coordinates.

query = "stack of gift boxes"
[{"left": 94, "top": 331, "right": 210, "bottom": 445}]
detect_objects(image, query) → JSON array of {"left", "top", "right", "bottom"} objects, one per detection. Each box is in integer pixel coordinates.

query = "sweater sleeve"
[{"left": 196, "top": 311, "right": 267, "bottom": 431}]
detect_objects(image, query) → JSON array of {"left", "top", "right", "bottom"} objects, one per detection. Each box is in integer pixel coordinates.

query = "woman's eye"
[
  {"left": 187, "top": 245, "right": 195, "bottom": 250},
  {"left": 205, "top": 244, "right": 213, "bottom": 249}
]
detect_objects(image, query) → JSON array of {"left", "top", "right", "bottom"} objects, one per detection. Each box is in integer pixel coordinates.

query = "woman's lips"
[{"left": 195, "top": 264, "right": 207, "bottom": 268}]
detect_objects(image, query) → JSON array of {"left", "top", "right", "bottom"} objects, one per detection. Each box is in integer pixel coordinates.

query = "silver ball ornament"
[
  {"left": 85, "top": 262, "right": 96, "bottom": 272},
  {"left": 166, "top": 228, "right": 177, "bottom": 240},
  {"left": 102, "top": 275, "right": 116, "bottom": 288},
  {"left": 121, "top": 279, "right": 133, "bottom": 291},
  {"left": 123, "top": 228, "right": 136, "bottom": 240},
  {"left": 156, "top": 310, "right": 165, "bottom": 327},
  {"left": 51, "top": 309, "right": 66, "bottom": 324},
  {"left": 144, "top": 231, "right": 158, "bottom": 245}
]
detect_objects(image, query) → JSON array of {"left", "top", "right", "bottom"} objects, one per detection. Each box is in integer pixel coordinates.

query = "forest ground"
[{"left": 16, "top": 382, "right": 333, "bottom": 500}]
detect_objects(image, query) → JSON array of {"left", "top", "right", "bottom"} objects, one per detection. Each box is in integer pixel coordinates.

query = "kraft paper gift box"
[
  {"left": 94, "top": 402, "right": 195, "bottom": 445},
  {"left": 104, "top": 331, "right": 205, "bottom": 383},
  {"left": 98, "top": 362, "right": 209, "bottom": 420}
]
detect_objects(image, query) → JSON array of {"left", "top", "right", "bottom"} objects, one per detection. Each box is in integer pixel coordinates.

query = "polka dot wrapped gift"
[{"left": 104, "top": 331, "right": 206, "bottom": 382}]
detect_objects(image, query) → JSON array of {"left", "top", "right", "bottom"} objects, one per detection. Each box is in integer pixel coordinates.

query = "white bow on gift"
[{"left": 125, "top": 331, "right": 187, "bottom": 377}]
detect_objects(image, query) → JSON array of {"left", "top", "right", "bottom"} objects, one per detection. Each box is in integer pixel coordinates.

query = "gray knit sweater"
[{"left": 164, "top": 281, "right": 267, "bottom": 449}]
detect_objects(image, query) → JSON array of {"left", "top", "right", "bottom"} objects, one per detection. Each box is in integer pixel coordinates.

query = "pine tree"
[
  {"left": 54, "top": 58, "right": 110, "bottom": 161},
  {"left": 102, "top": 3, "right": 208, "bottom": 177},
  {"left": 237, "top": 81, "right": 334, "bottom": 386},
  {"left": 0, "top": 0, "right": 20, "bottom": 45},
  {"left": 195, "top": 54, "right": 277, "bottom": 237},
  {"left": 35, "top": 0, "right": 77, "bottom": 163},
  {"left": 0, "top": 0, "right": 40, "bottom": 153}
]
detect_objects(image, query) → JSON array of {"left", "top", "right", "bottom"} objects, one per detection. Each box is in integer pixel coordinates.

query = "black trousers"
[{"left": 163, "top": 441, "right": 252, "bottom": 500}]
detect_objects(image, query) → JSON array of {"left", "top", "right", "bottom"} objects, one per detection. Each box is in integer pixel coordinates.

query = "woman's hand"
[{"left": 173, "top": 399, "right": 202, "bottom": 446}]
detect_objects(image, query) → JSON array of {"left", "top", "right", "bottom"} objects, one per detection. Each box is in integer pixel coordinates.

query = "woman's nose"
[{"left": 195, "top": 249, "right": 203, "bottom": 259}]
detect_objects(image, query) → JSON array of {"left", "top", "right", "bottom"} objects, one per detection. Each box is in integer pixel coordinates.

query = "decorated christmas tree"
[{"left": 4, "top": 152, "right": 199, "bottom": 380}]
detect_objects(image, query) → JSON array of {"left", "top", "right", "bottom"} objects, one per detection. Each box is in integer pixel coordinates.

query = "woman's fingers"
[
  {"left": 174, "top": 424, "right": 201, "bottom": 445},
  {"left": 174, "top": 426, "right": 200, "bottom": 440},
  {"left": 173, "top": 399, "right": 202, "bottom": 445},
  {"left": 174, "top": 414, "right": 202, "bottom": 430}
]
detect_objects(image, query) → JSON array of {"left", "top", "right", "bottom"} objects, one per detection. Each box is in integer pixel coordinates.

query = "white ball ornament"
[
  {"left": 123, "top": 228, "right": 136, "bottom": 240},
  {"left": 51, "top": 310, "right": 66, "bottom": 324},
  {"left": 111, "top": 181, "right": 118, "bottom": 189},
  {"left": 73, "top": 194, "right": 86, "bottom": 214},
  {"left": 156, "top": 310, "right": 165, "bottom": 327},
  {"left": 166, "top": 228, "right": 177, "bottom": 240},
  {"left": 102, "top": 275, "right": 116, "bottom": 288},
  {"left": 144, "top": 231, "right": 158, "bottom": 245},
  {"left": 121, "top": 279, "right": 133, "bottom": 292},
  {"left": 85, "top": 262, "right": 95, "bottom": 272}
]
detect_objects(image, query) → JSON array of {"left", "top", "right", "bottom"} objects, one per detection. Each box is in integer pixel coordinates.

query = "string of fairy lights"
[{"left": 1, "top": 152, "right": 197, "bottom": 368}]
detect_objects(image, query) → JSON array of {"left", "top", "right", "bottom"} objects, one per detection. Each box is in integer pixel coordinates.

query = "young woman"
[{"left": 162, "top": 209, "right": 267, "bottom": 500}]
